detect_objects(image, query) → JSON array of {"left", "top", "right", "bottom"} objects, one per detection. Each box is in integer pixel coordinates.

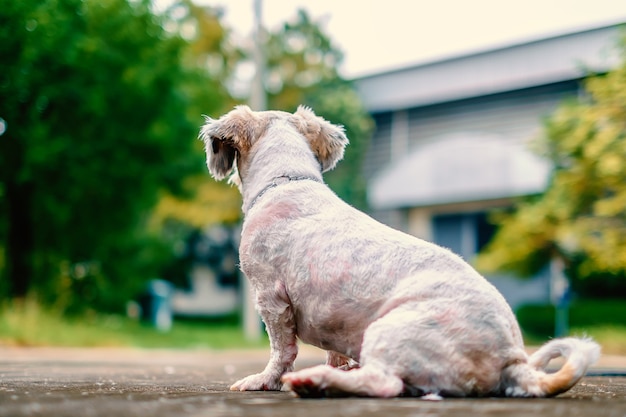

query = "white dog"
[{"left": 200, "top": 105, "right": 600, "bottom": 398}]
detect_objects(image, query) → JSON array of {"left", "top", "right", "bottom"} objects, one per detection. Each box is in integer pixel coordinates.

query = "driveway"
[{"left": 1, "top": 346, "right": 625, "bottom": 417}]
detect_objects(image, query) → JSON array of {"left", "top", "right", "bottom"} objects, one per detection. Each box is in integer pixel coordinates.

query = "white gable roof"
[{"left": 355, "top": 24, "right": 621, "bottom": 113}]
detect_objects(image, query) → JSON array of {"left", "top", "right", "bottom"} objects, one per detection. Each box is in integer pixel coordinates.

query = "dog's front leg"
[{"left": 230, "top": 282, "right": 297, "bottom": 391}]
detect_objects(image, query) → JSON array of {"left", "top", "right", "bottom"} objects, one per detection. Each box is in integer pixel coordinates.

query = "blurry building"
[{"left": 354, "top": 24, "right": 622, "bottom": 309}]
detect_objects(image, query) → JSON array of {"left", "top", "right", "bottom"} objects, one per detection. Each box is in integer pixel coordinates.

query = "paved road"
[{"left": 1, "top": 346, "right": 625, "bottom": 417}]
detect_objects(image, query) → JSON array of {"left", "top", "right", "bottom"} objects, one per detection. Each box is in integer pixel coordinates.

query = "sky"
[{"left": 209, "top": 0, "right": 626, "bottom": 78}]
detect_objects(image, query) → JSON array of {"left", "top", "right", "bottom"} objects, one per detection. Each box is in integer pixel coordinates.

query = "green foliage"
[
  {"left": 143, "top": 1, "right": 244, "bottom": 231},
  {"left": 0, "top": 1, "right": 374, "bottom": 315},
  {"left": 0, "top": 0, "right": 226, "bottom": 311},
  {"left": 150, "top": 177, "right": 241, "bottom": 229},
  {"left": 264, "top": 9, "right": 343, "bottom": 109},
  {"left": 477, "top": 32, "right": 626, "bottom": 286},
  {"left": 163, "top": 0, "right": 240, "bottom": 112}
]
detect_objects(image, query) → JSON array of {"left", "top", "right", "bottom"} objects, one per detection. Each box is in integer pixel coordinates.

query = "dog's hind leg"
[
  {"left": 326, "top": 351, "right": 359, "bottom": 370},
  {"left": 281, "top": 364, "right": 403, "bottom": 398},
  {"left": 282, "top": 306, "right": 426, "bottom": 398}
]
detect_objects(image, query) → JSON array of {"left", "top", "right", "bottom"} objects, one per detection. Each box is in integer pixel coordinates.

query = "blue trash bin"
[{"left": 140, "top": 279, "right": 173, "bottom": 332}]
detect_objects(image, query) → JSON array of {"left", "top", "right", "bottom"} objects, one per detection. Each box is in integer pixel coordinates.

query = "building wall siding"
[
  {"left": 362, "top": 112, "right": 393, "bottom": 181},
  {"left": 362, "top": 81, "right": 580, "bottom": 183},
  {"left": 355, "top": 25, "right": 618, "bottom": 113}
]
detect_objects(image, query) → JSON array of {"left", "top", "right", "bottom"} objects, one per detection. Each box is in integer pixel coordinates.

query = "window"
[{"left": 432, "top": 212, "right": 496, "bottom": 260}]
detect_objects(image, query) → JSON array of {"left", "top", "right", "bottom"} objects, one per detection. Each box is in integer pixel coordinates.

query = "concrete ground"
[{"left": 1, "top": 346, "right": 625, "bottom": 417}]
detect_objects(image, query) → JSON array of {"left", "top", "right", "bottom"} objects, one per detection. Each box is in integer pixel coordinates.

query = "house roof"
[
  {"left": 368, "top": 135, "right": 551, "bottom": 209},
  {"left": 355, "top": 24, "right": 622, "bottom": 113}
]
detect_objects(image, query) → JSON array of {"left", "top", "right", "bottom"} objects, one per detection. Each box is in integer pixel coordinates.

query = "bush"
[{"left": 516, "top": 299, "right": 626, "bottom": 339}]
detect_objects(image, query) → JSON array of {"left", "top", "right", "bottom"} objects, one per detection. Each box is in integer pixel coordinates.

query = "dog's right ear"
[
  {"left": 290, "top": 106, "right": 349, "bottom": 173},
  {"left": 199, "top": 105, "right": 258, "bottom": 181}
]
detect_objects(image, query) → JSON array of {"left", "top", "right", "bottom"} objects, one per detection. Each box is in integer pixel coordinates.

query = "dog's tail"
[{"left": 503, "top": 337, "right": 600, "bottom": 397}]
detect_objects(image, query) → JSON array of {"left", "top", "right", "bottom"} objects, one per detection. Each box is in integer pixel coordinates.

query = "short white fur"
[{"left": 200, "top": 105, "right": 600, "bottom": 398}]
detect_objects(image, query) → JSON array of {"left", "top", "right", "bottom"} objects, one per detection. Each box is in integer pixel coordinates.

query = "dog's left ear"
[
  {"left": 199, "top": 105, "right": 259, "bottom": 181},
  {"left": 290, "top": 105, "right": 349, "bottom": 172}
]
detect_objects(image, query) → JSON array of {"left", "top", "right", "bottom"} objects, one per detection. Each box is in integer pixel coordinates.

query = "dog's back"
[{"left": 242, "top": 178, "right": 525, "bottom": 364}]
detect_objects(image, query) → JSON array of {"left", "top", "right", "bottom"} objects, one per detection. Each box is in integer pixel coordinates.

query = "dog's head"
[{"left": 199, "top": 105, "right": 348, "bottom": 183}]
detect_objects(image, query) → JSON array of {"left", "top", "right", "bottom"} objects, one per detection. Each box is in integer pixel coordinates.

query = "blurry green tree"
[
  {"left": 265, "top": 10, "right": 373, "bottom": 208},
  {"left": 0, "top": 0, "right": 227, "bottom": 311},
  {"left": 0, "top": 0, "right": 373, "bottom": 313},
  {"left": 148, "top": 0, "right": 243, "bottom": 234},
  {"left": 477, "top": 35, "right": 626, "bottom": 296},
  {"left": 155, "top": 7, "right": 373, "bottom": 227}
]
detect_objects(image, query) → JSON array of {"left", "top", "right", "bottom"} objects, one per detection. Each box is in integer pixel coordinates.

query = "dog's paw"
[
  {"left": 282, "top": 369, "right": 329, "bottom": 398},
  {"left": 281, "top": 367, "right": 350, "bottom": 398},
  {"left": 230, "top": 372, "right": 283, "bottom": 391}
]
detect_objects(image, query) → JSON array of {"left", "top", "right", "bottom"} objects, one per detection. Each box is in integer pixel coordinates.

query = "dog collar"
[{"left": 248, "top": 175, "right": 321, "bottom": 210}]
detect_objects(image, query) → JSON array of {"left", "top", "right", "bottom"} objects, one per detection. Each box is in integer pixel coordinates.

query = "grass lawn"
[
  {"left": 1, "top": 298, "right": 626, "bottom": 355},
  {"left": 516, "top": 299, "right": 626, "bottom": 354},
  {"left": 574, "top": 325, "right": 626, "bottom": 355},
  {"left": 0, "top": 298, "right": 268, "bottom": 349}
]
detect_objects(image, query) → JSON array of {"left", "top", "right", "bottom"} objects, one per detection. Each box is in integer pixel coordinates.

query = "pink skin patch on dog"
[
  {"left": 248, "top": 200, "right": 300, "bottom": 232},
  {"left": 306, "top": 249, "right": 352, "bottom": 286},
  {"left": 240, "top": 200, "right": 300, "bottom": 254}
]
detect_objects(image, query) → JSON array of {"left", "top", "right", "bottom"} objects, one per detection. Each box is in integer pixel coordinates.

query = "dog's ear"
[
  {"left": 290, "top": 105, "right": 349, "bottom": 172},
  {"left": 199, "top": 105, "right": 258, "bottom": 181}
]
